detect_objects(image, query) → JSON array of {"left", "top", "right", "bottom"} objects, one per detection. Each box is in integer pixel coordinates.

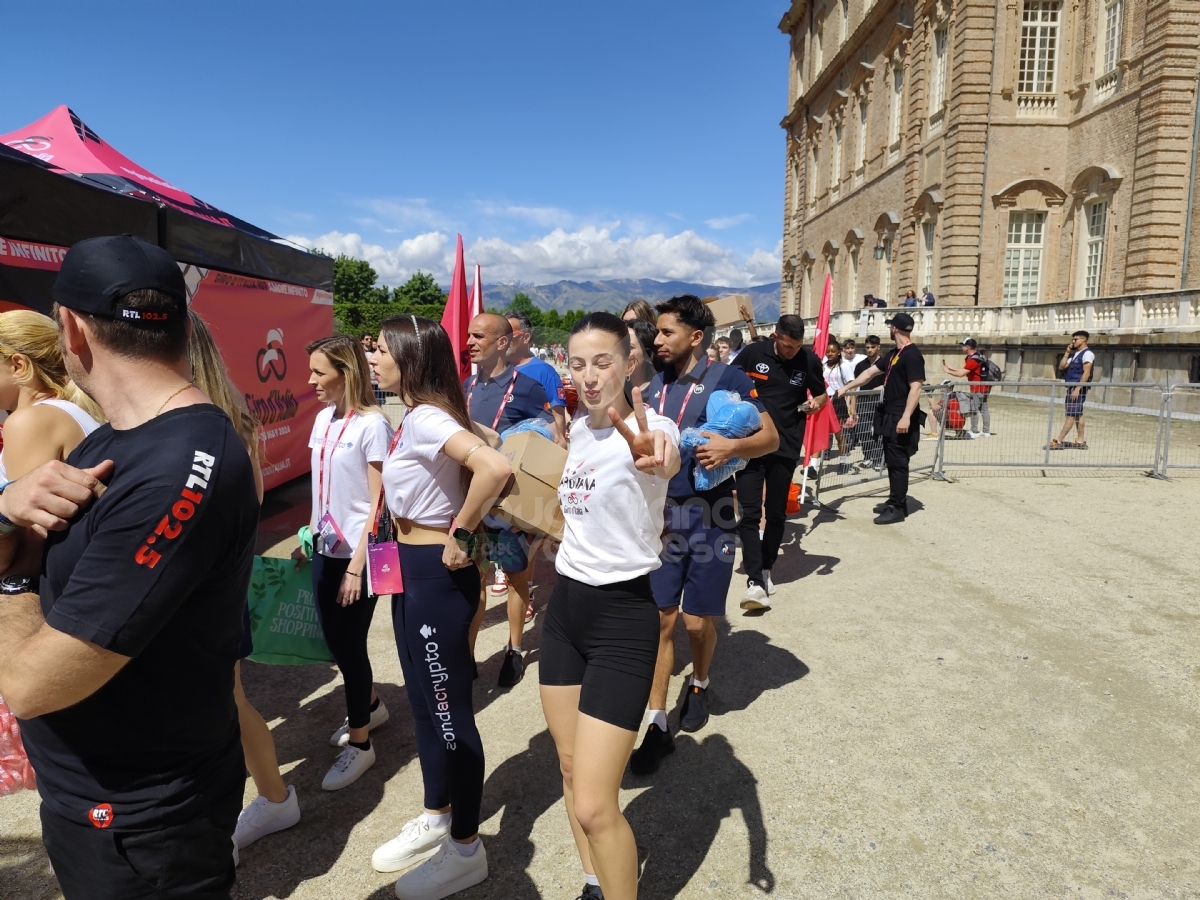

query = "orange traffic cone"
[{"left": 786, "top": 482, "right": 801, "bottom": 515}]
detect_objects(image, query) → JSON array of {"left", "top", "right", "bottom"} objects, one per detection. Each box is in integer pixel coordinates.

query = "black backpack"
[{"left": 971, "top": 353, "right": 1003, "bottom": 383}]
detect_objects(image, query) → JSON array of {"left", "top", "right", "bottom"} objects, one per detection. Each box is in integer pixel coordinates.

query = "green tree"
[
  {"left": 393, "top": 271, "right": 447, "bottom": 310},
  {"left": 505, "top": 292, "right": 544, "bottom": 328},
  {"left": 333, "top": 255, "right": 389, "bottom": 305}
]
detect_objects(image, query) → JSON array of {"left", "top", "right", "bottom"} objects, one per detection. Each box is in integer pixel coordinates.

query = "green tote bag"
[{"left": 246, "top": 556, "right": 335, "bottom": 666}]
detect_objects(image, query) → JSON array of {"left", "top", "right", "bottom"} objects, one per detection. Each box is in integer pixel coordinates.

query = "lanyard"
[
  {"left": 374, "top": 421, "right": 406, "bottom": 539},
  {"left": 658, "top": 359, "right": 712, "bottom": 427},
  {"left": 883, "top": 345, "right": 907, "bottom": 387},
  {"left": 317, "top": 410, "right": 356, "bottom": 513},
  {"left": 467, "top": 370, "right": 519, "bottom": 431}
]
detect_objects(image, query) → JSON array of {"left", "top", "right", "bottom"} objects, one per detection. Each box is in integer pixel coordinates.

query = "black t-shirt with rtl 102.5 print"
[{"left": 19, "top": 405, "right": 260, "bottom": 831}]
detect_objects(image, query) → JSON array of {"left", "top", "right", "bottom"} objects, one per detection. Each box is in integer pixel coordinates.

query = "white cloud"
[
  {"left": 704, "top": 213, "right": 754, "bottom": 230},
  {"left": 288, "top": 225, "right": 782, "bottom": 288}
]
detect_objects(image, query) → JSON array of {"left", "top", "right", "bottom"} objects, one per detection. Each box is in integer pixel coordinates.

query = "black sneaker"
[
  {"left": 679, "top": 685, "right": 709, "bottom": 732},
  {"left": 497, "top": 649, "right": 524, "bottom": 688},
  {"left": 575, "top": 884, "right": 604, "bottom": 900},
  {"left": 874, "top": 505, "right": 907, "bottom": 525},
  {"left": 872, "top": 501, "right": 892, "bottom": 513},
  {"left": 629, "top": 724, "right": 674, "bottom": 775}
]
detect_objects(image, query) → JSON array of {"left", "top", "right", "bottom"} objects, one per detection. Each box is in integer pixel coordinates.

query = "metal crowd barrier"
[
  {"left": 1158, "top": 385, "right": 1200, "bottom": 476},
  {"left": 808, "top": 380, "right": 1200, "bottom": 493},
  {"left": 809, "top": 384, "right": 948, "bottom": 503}
]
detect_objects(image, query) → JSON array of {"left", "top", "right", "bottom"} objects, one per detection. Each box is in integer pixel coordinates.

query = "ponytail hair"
[{"left": 0, "top": 310, "right": 105, "bottom": 423}]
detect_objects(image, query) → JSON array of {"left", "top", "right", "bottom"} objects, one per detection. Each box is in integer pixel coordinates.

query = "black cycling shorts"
[{"left": 539, "top": 572, "right": 660, "bottom": 732}]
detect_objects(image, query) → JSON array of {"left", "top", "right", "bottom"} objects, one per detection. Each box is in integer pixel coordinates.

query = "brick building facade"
[{"left": 778, "top": 0, "right": 1200, "bottom": 317}]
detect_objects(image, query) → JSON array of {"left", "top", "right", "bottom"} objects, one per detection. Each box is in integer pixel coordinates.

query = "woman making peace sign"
[{"left": 540, "top": 312, "right": 681, "bottom": 900}]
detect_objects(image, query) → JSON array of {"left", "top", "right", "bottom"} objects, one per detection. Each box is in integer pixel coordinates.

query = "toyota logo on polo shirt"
[
  {"left": 755, "top": 363, "right": 769, "bottom": 374},
  {"left": 256, "top": 328, "right": 287, "bottom": 382}
]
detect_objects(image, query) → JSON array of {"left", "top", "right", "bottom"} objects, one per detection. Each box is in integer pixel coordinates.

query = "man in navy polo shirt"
[
  {"left": 463, "top": 313, "right": 556, "bottom": 688},
  {"left": 629, "top": 295, "right": 779, "bottom": 776}
]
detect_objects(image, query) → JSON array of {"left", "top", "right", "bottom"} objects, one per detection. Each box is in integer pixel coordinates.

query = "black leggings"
[
  {"left": 539, "top": 573, "right": 660, "bottom": 732},
  {"left": 392, "top": 543, "right": 484, "bottom": 840},
  {"left": 312, "top": 553, "right": 379, "bottom": 730}
]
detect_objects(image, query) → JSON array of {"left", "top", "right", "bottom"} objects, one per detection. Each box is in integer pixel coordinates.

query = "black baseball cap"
[
  {"left": 884, "top": 312, "right": 915, "bottom": 331},
  {"left": 962, "top": 337, "right": 978, "bottom": 348},
  {"left": 52, "top": 235, "right": 187, "bottom": 324}
]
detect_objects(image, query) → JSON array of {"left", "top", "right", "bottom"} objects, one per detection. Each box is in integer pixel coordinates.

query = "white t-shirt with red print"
[{"left": 555, "top": 409, "right": 680, "bottom": 585}]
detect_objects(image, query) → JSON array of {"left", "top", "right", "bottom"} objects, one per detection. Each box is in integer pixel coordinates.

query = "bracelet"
[
  {"left": 346, "top": 570, "right": 361, "bottom": 578},
  {"left": 462, "top": 443, "right": 485, "bottom": 465}
]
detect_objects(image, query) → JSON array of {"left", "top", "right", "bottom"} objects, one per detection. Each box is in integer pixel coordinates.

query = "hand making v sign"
[{"left": 608, "top": 386, "right": 678, "bottom": 477}]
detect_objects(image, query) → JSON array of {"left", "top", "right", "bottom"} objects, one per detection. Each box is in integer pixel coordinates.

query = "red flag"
[
  {"left": 469, "top": 263, "right": 483, "bottom": 319},
  {"left": 802, "top": 273, "right": 841, "bottom": 468},
  {"left": 440, "top": 234, "right": 472, "bottom": 380}
]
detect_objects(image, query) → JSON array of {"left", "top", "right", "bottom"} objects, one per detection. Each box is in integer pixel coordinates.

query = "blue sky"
[{"left": 6, "top": 1, "right": 789, "bottom": 287}]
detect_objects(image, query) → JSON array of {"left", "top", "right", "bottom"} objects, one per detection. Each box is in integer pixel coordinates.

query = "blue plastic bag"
[
  {"left": 499, "top": 417, "right": 555, "bottom": 443},
  {"left": 679, "top": 390, "right": 763, "bottom": 491}
]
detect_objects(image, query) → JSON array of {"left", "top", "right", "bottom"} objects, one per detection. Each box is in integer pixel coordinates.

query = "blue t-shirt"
[
  {"left": 517, "top": 357, "right": 566, "bottom": 408},
  {"left": 463, "top": 367, "right": 553, "bottom": 434},
  {"left": 646, "top": 358, "right": 767, "bottom": 499}
]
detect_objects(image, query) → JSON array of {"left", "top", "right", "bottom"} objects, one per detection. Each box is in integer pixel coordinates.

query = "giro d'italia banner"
[{"left": 0, "top": 234, "right": 332, "bottom": 491}]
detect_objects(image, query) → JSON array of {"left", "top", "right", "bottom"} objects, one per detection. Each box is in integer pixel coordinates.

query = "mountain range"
[{"left": 482, "top": 278, "right": 782, "bottom": 322}]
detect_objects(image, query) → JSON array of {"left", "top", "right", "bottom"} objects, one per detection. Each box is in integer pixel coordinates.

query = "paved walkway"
[{"left": 2, "top": 475, "right": 1196, "bottom": 899}]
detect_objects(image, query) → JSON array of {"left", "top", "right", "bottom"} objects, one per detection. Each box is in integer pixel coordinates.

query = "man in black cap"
[
  {"left": 835, "top": 312, "right": 925, "bottom": 523},
  {"left": 0, "top": 235, "right": 259, "bottom": 899}
]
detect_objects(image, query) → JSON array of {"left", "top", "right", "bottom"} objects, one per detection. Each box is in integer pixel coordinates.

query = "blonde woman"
[
  {"left": 0, "top": 310, "right": 102, "bottom": 484},
  {"left": 294, "top": 334, "right": 394, "bottom": 791},
  {"left": 188, "top": 311, "right": 301, "bottom": 853}
]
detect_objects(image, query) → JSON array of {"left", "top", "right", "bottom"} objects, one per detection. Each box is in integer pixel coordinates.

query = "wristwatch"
[
  {"left": 452, "top": 526, "right": 472, "bottom": 548},
  {"left": 0, "top": 575, "right": 36, "bottom": 595}
]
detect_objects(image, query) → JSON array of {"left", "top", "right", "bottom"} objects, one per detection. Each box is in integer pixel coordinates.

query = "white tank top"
[{"left": 0, "top": 398, "right": 101, "bottom": 483}]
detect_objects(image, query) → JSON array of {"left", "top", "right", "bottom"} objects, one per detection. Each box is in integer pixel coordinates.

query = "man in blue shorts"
[
  {"left": 464, "top": 313, "right": 556, "bottom": 688},
  {"left": 1051, "top": 330, "right": 1094, "bottom": 450},
  {"left": 630, "top": 295, "right": 779, "bottom": 775}
]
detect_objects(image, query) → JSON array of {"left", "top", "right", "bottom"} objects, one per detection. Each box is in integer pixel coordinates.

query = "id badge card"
[
  {"left": 367, "top": 541, "right": 404, "bottom": 596},
  {"left": 316, "top": 511, "right": 347, "bottom": 555}
]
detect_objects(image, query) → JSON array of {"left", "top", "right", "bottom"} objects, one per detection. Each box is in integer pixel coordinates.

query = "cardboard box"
[
  {"left": 492, "top": 430, "right": 567, "bottom": 540},
  {"left": 704, "top": 293, "right": 752, "bottom": 327}
]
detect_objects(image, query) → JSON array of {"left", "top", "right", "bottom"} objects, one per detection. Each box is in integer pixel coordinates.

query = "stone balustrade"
[{"left": 801, "top": 291, "right": 1200, "bottom": 342}]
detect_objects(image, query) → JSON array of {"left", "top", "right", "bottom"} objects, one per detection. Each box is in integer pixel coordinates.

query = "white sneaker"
[
  {"left": 763, "top": 570, "right": 775, "bottom": 595},
  {"left": 394, "top": 839, "right": 488, "bottom": 899},
  {"left": 740, "top": 581, "right": 770, "bottom": 611},
  {"left": 373, "top": 815, "right": 450, "bottom": 873},
  {"left": 331, "top": 699, "right": 390, "bottom": 747},
  {"left": 321, "top": 743, "right": 376, "bottom": 791},
  {"left": 234, "top": 785, "right": 301, "bottom": 848}
]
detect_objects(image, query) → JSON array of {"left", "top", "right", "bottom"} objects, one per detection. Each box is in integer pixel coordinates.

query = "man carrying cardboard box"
[
  {"left": 630, "top": 295, "right": 779, "bottom": 776},
  {"left": 463, "top": 313, "right": 557, "bottom": 688}
]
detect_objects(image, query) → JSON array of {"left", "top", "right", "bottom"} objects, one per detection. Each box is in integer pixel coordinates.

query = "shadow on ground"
[
  {"left": 0, "top": 837, "right": 59, "bottom": 900},
  {"left": 626, "top": 733, "right": 774, "bottom": 897},
  {"left": 232, "top": 662, "right": 416, "bottom": 900}
]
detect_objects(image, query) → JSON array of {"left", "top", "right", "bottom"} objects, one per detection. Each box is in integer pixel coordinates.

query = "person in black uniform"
[
  {"left": 836, "top": 313, "right": 925, "bottom": 524},
  {"left": 0, "top": 236, "right": 259, "bottom": 899},
  {"left": 847, "top": 334, "right": 885, "bottom": 470},
  {"left": 463, "top": 313, "right": 556, "bottom": 687},
  {"left": 731, "top": 315, "right": 827, "bottom": 611}
]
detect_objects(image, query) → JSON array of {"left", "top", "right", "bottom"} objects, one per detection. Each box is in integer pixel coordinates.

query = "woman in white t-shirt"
[
  {"left": 367, "top": 315, "right": 511, "bottom": 900},
  {"left": 294, "top": 335, "right": 394, "bottom": 792},
  {"left": 823, "top": 338, "right": 851, "bottom": 467},
  {"left": 540, "top": 312, "right": 680, "bottom": 900}
]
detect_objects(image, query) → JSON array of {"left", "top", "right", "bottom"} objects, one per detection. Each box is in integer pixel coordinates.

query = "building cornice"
[{"left": 778, "top": 0, "right": 810, "bottom": 35}]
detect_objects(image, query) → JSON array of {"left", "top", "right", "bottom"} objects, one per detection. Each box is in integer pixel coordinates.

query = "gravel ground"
[{"left": 2, "top": 474, "right": 1197, "bottom": 899}]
